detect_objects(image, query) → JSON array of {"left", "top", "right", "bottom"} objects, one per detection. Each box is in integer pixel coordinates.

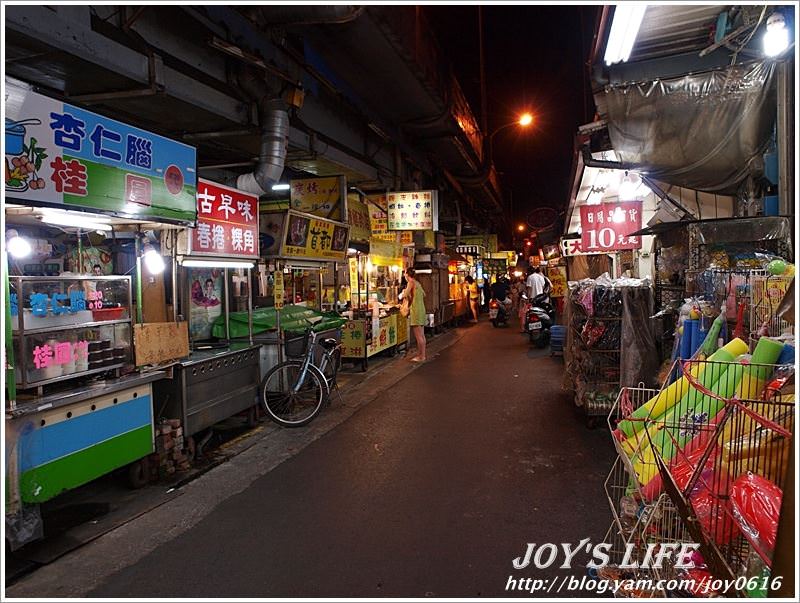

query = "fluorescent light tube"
[
  {"left": 605, "top": 5, "right": 647, "bottom": 65},
  {"left": 40, "top": 213, "right": 112, "bottom": 231},
  {"left": 181, "top": 259, "right": 255, "bottom": 269}
]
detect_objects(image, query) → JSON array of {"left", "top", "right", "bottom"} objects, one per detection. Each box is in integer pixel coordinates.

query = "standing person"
[
  {"left": 526, "top": 266, "right": 546, "bottom": 300},
  {"left": 404, "top": 268, "right": 427, "bottom": 362},
  {"left": 465, "top": 275, "right": 480, "bottom": 323},
  {"left": 516, "top": 278, "right": 529, "bottom": 330}
]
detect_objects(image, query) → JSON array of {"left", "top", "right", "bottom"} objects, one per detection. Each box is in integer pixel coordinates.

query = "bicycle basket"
[{"left": 284, "top": 331, "right": 311, "bottom": 358}]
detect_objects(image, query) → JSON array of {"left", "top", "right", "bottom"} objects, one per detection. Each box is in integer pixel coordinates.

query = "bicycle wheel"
[{"left": 261, "top": 361, "right": 327, "bottom": 427}]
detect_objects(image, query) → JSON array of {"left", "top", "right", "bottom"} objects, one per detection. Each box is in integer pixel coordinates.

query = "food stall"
[
  {"left": 447, "top": 249, "right": 469, "bottom": 324},
  {"left": 153, "top": 179, "right": 261, "bottom": 449},
  {"left": 256, "top": 199, "right": 349, "bottom": 372},
  {"left": 4, "top": 81, "right": 196, "bottom": 549},
  {"left": 340, "top": 228, "right": 407, "bottom": 371}
]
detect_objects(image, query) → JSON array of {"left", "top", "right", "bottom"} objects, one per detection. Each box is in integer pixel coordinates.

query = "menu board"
[{"left": 386, "top": 190, "right": 438, "bottom": 231}]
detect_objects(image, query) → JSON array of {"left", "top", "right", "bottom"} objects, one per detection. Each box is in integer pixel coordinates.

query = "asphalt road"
[{"left": 88, "top": 317, "right": 615, "bottom": 597}]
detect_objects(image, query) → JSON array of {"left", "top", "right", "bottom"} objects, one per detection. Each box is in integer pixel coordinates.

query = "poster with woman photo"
[
  {"left": 286, "top": 214, "right": 310, "bottom": 247},
  {"left": 331, "top": 225, "right": 348, "bottom": 251},
  {"left": 189, "top": 268, "right": 223, "bottom": 340}
]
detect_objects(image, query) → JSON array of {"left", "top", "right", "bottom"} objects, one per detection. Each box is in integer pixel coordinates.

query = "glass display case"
[{"left": 10, "top": 276, "right": 133, "bottom": 391}]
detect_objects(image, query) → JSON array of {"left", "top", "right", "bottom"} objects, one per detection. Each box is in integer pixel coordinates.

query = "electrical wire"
[{"left": 730, "top": 6, "right": 767, "bottom": 65}]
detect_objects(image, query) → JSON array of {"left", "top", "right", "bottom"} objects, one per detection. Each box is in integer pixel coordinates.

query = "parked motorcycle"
[
  {"left": 489, "top": 297, "right": 511, "bottom": 327},
  {"left": 524, "top": 293, "right": 555, "bottom": 347}
]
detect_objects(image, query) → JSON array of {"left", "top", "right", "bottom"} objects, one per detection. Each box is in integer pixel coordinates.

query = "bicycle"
[{"left": 260, "top": 327, "right": 342, "bottom": 427}]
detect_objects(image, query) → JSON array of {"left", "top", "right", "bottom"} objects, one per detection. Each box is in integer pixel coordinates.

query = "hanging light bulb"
[
  {"left": 619, "top": 171, "right": 637, "bottom": 201},
  {"left": 763, "top": 11, "right": 789, "bottom": 57},
  {"left": 143, "top": 242, "right": 166, "bottom": 274}
]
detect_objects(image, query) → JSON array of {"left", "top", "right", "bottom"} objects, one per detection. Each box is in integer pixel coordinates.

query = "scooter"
[
  {"left": 524, "top": 293, "right": 555, "bottom": 347},
  {"left": 489, "top": 296, "right": 511, "bottom": 327}
]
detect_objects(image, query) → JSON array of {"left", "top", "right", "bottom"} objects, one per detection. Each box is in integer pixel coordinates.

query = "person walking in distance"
[
  {"left": 465, "top": 275, "right": 480, "bottom": 323},
  {"left": 404, "top": 268, "right": 427, "bottom": 362}
]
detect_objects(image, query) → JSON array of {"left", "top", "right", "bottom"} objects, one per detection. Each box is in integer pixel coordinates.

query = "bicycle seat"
[{"left": 320, "top": 338, "right": 339, "bottom": 350}]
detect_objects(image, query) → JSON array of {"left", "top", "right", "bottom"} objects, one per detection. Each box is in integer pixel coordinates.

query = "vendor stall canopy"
[{"left": 592, "top": 4, "right": 793, "bottom": 195}]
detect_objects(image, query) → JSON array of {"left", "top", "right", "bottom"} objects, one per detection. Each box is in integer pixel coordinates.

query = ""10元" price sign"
[{"left": 580, "top": 201, "right": 642, "bottom": 252}]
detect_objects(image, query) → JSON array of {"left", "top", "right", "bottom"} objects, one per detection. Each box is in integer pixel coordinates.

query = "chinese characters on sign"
[
  {"left": 346, "top": 194, "right": 371, "bottom": 245},
  {"left": 367, "top": 193, "right": 400, "bottom": 244},
  {"left": 386, "top": 190, "right": 439, "bottom": 231},
  {"left": 190, "top": 179, "right": 259, "bottom": 258},
  {"left": 5, "top": 83, "right": 197, "bottom": 223},
  {"left": 13, "top": 291, "right": 90, "bottom": 317},
  {"left": 289, "top": 176, "right": 345, "bottom": 220},
  {"left": 579, "top": 201, "right": 642, "bottom": 252},
  {"left": 32, "top": 340, "right": 89, "bottom": 369},
  {"left": 281, "top": 210, "right": 349, "bottom": 262}
]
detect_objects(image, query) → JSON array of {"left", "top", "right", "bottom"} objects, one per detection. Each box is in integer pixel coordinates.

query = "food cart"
[
  {"left": 4, "top": 80, "right": 197, "bottom": 548},
  {"left": 153, "top": 179, "right": 261, "bottom": 452},
  {"left": 256, "top": 204, "right": 349, "bottom": 372},
  {"left": 413, "top": 251, "right": 452, "bottom": 332},
  {"left": 340, "top": 245, "right": 408, "bottom": 371}
]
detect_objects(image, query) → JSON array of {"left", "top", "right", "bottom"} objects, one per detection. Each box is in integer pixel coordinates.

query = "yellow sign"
[
  {"left": 395, "top": 311, "right": 408, "bottom": 345},
  {"left": 366, "top": 193, "right": 396, "bottom": 243},
  {"left": 274, "top": 270, "right": 284, "bottom": 309},
  {"left": 349, "top": 257, "right": 359, "bottom": 302},
  {"left": 347, "top": 194, "right": 371, "bottom": 244},
  {"left": 342, "top": 315, "right": 399, "bottom": 359},
  {"left": 367, "top": 314, "right": 397, "bottom": 355},
  {"left": 400, "top": 231, "right": 413, "bottom": 246},
  {"left": 547, "top": 265, "right": 568, "bottom": 298},
  {"left": 341, "top": 320, "right": 365, "bottom": 358},
  {"left": 370, "top": 239, "right": 403, "bottom": 268},
  {"left": 290, "top": 176, "right": 345, "bottom": 220},
  {"left": 281, "top": 210, "right": 349, "bottom": 262}
]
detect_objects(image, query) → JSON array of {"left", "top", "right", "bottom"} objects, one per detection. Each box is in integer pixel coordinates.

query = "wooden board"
[
  {"left": 141, "top": 267, "right": 167, "bottom": 323},
  {"left": 134, "top": 322, "right": 189, "bottom": 366}
]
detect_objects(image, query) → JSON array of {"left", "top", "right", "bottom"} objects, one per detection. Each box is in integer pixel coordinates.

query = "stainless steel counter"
[
  {"left": 7, "top": 370, "right": 166, "bottom": 418},
  {"left": 153, "top": 344, "right": 260, "bottom": 438}
]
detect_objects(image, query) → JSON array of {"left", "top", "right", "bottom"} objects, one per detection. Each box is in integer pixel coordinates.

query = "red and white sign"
[
  {"left": 579, "top": 201, "right": 642, "bottom": 252},
  {"left": 190, "top": 179, "right": 259, "bottom": 258}
]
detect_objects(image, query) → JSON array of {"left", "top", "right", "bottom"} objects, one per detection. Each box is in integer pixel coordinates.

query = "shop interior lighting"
[
  {"left": 181, "top": 259, "right": 255, "bottom": 269},
  {"left": 271, "top": 183, "right": 291, "bottom": 191},
  {"left": 142, "top": 242, "right": 166, "bottom": 275},
  {"left": 5, "top": 229, "right": 32, "bottom": 258},
  {"left": 604, "top": 4, "right": 647, "bottom": 65},
  {"left": 763, "top": 11, "right": 789, "bottom": 57},
  {"left": 39, "top": 210, "right": 112, "bottom": 231}
]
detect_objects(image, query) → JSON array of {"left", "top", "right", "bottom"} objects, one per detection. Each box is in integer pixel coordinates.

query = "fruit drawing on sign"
[
  {"left": 164, "top": 165, "right": 184, "bottom": 195},
  {"left": 5, "top": 118, "right": 47, "bottom": 192}
]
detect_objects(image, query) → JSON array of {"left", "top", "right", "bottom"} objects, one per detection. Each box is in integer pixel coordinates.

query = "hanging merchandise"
[{"left": 563, "top": 273, "right": 658, "bottom": 427}]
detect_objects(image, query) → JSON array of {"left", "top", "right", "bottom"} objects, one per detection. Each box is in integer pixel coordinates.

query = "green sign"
[{"left": 5, "top": 80, "right": 197, "bottom": 224}]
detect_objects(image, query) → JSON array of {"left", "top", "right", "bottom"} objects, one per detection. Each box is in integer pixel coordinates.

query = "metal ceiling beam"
[{"left": 5, "top": 5, "right": 249, "bottom": 125}]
